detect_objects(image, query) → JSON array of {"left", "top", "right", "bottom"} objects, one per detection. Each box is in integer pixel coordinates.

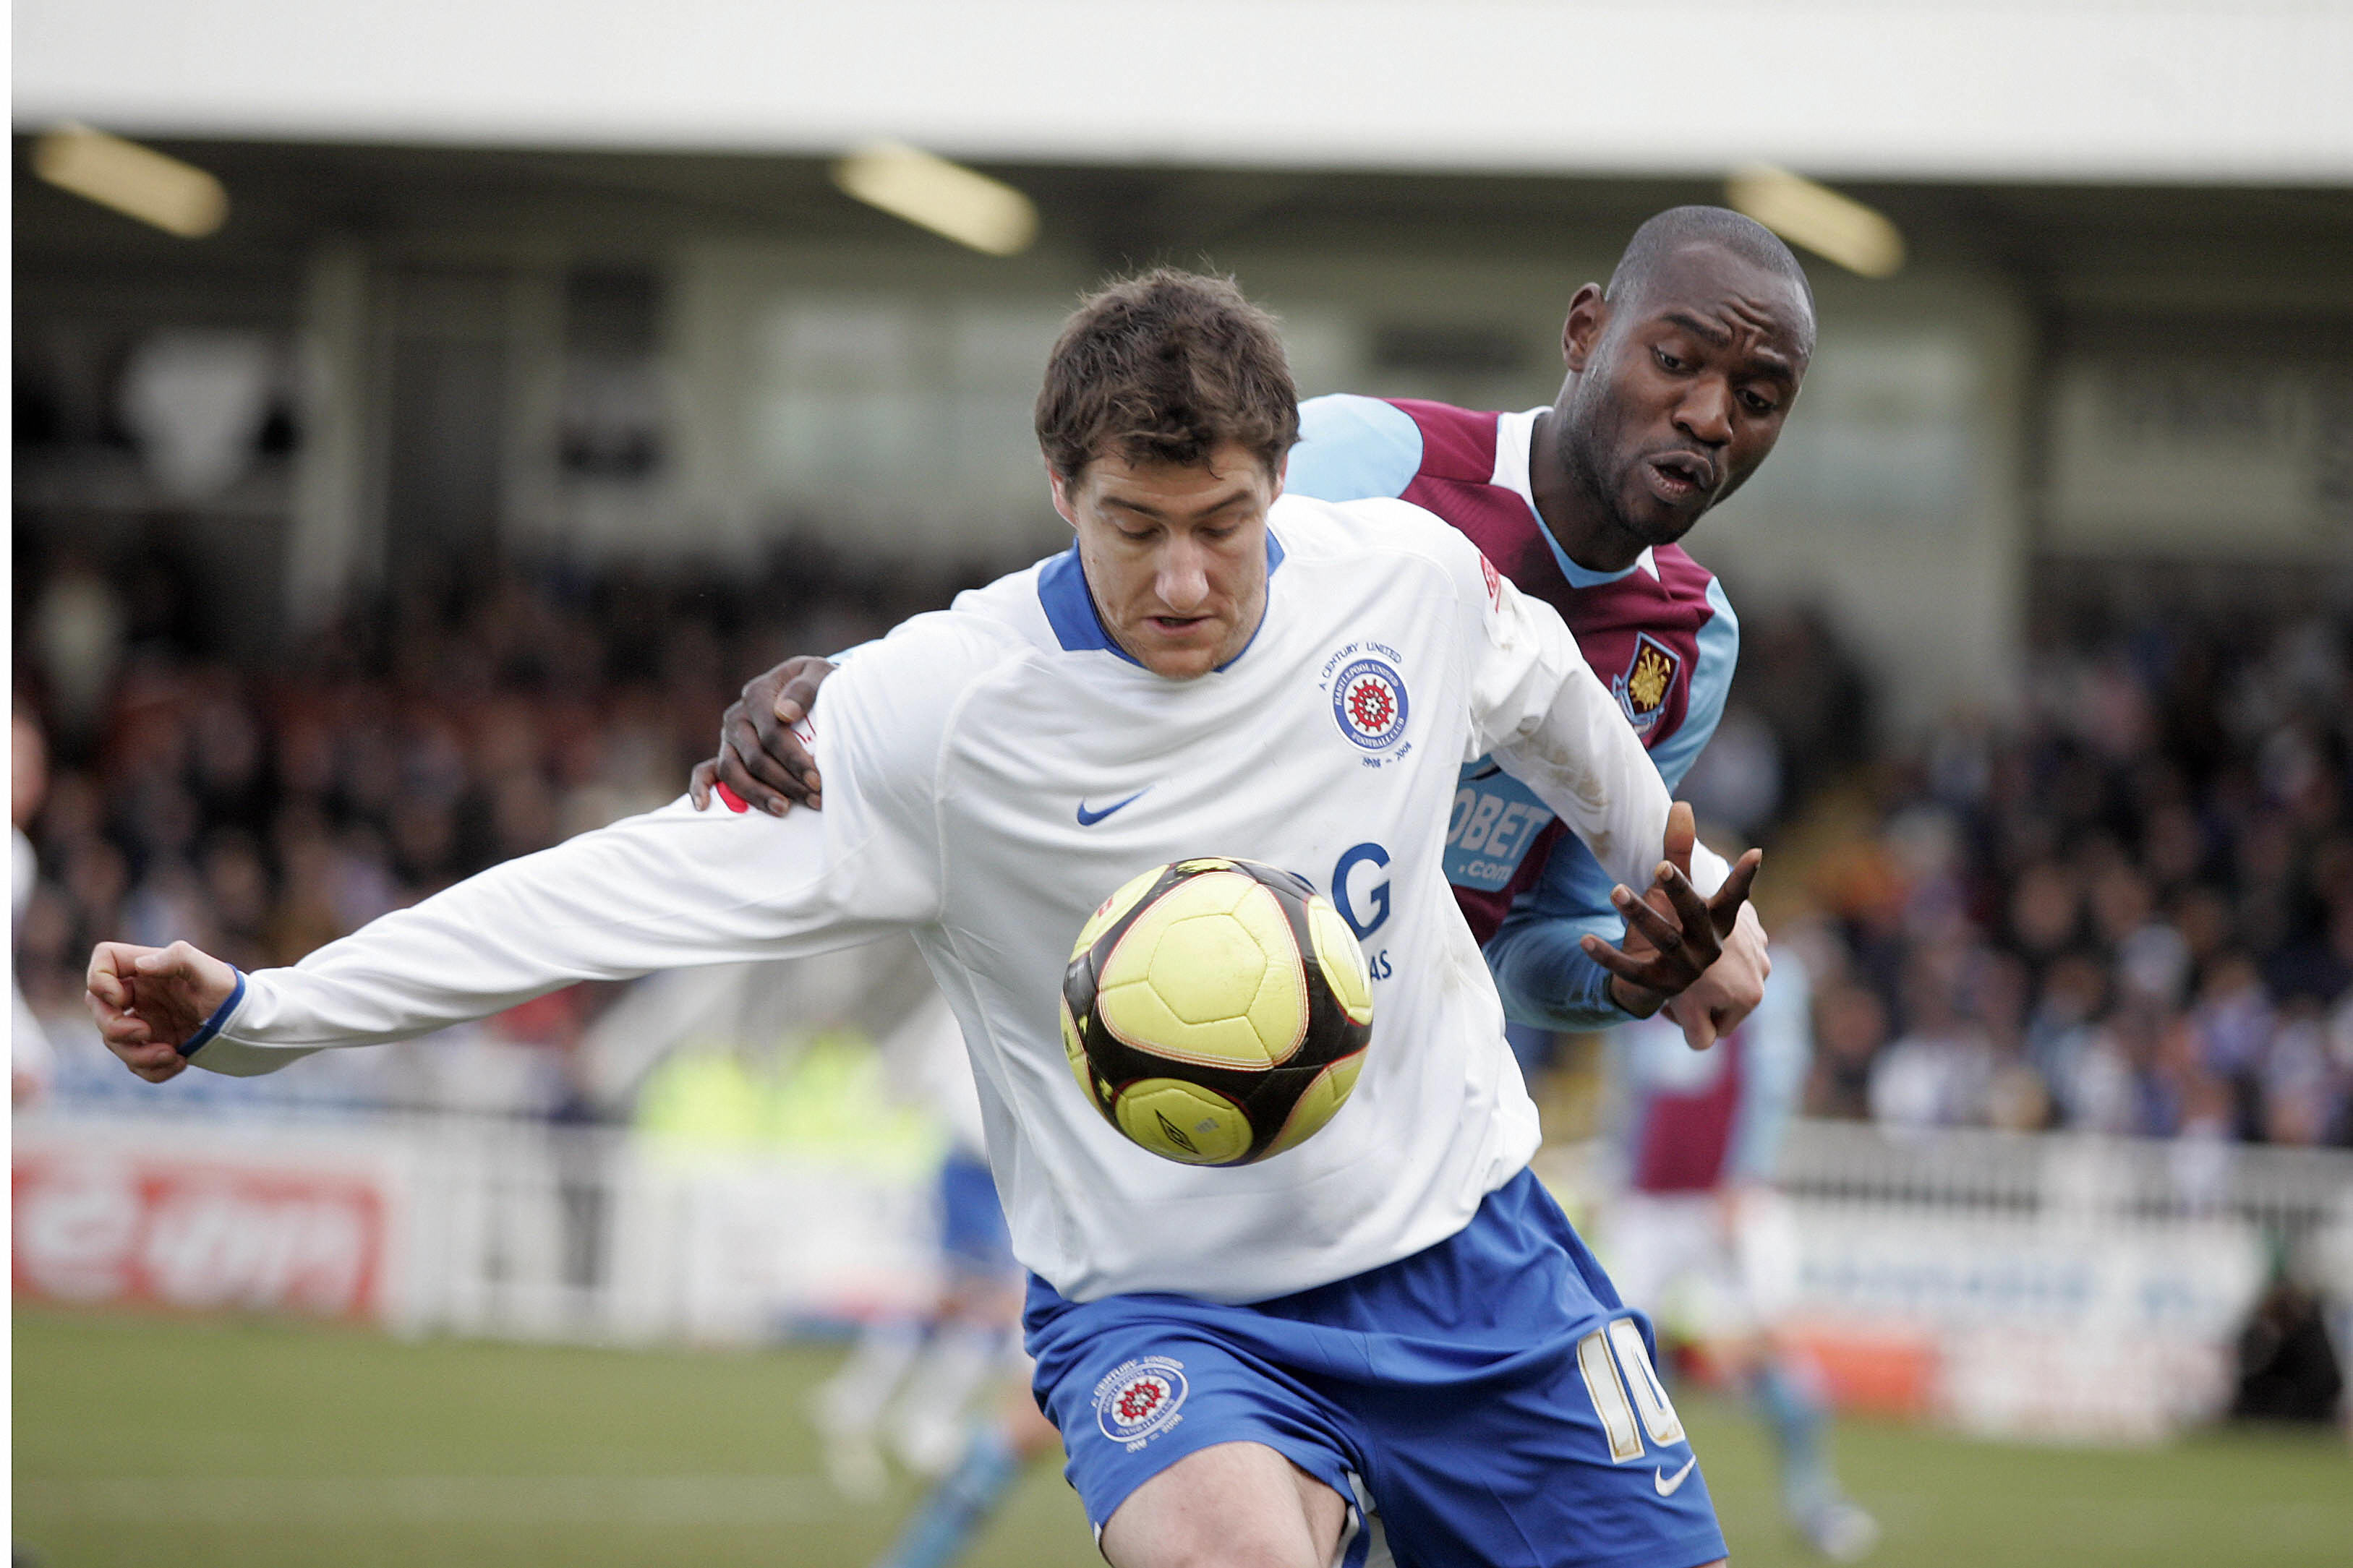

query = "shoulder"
[
  {"left": 1380, "top": 398, "right": 1506, "bottom": 484},
  {"left": 1271, "top": 492, "right": 1495, "bottom": 607},
  {"left": 1649, "top": 544, "right": 1732, "bottom": 621},
  {"left": 1286, "top": 393, "right": 1426, "bottom": 502},
  {"left": 819, "top": 599, "right": 1042, "bottom": 767},
  {"left": 1273, "top": 491, "right": 1473, "bottom": 563}
]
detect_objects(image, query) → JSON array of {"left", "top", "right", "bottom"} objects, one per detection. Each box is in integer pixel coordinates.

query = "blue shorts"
[
  {"left": 1025, "top": 1168, "right": 1725, "bottom": 1568},
  {"left": 938, "top": 1148, "right": 1016, "bottom": 1277}
]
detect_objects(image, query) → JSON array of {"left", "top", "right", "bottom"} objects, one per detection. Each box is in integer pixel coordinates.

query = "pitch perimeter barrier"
[
  {"left": 17, "top": 1108, "right": 2351, "bottom": 1438},
  {"left": 1743, "top": 1123, "right": 2351, "bottom": 1440}
]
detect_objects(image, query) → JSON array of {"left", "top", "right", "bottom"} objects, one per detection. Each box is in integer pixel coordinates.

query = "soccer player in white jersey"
[{"left": 90, "top": 272, "right": 1753, "bottom": 1568}]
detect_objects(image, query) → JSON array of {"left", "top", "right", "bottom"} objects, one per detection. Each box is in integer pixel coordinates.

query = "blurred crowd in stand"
[
  {"left": 11, "top": 531, "right": 984, "bottom": 1114},
  {"left": 1722, "top": 601, "right": 2353, "bottom": 1150},
  {"left": 12, "top": 528, "right": 2352, "bottom": 1149}
]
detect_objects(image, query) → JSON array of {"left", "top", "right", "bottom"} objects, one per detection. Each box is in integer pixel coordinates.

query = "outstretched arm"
[
  {"left": 86, "top": 633, "right": 972, "bottom": 1081},
  {"left": 87, "top": 796, "right": 935, "bottom": 1079},
  {"left": 1465, "top": 563, "right": 1763, "bottom": 1026}
]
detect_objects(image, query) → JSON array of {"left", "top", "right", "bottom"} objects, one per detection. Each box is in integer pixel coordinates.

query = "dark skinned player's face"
[{"left": 1554, "top": 245, "right": 1811, "bottom": 552}]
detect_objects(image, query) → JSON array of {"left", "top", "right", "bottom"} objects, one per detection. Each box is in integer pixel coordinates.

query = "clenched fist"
[{"left": 85, "top": 940, "right": 239, "bottom": 1083}]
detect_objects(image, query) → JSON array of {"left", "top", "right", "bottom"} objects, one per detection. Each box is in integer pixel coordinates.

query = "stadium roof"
[{"left": 14, "top": 0, "right": 2353, "bottom": 187}]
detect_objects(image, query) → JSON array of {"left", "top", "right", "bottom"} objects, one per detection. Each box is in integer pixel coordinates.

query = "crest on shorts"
[
  {"left": 1611, "top": 635, "right": 1681, "bottom": 733},
  {"left": 1332, "top": 657, "right": 1409, "bottom": 751},
  {"left": 1093, "top": 1355, "right": 1190, "bottom": 1447}
]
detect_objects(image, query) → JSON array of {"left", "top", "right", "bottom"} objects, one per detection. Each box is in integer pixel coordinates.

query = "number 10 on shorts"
[{"left": 1576, "top": 1319, "right": 1686, "bottom": 1462}]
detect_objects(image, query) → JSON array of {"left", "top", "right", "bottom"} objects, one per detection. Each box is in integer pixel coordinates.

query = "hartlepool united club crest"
[
  {"left": 1094, "top": 1355, "right": 1189, "bottom": 1449},
  {"left": 1325, "top": 641, "right": 1410, "bottom": 756}
]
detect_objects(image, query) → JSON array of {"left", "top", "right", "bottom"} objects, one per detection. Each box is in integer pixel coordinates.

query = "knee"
[
  {"left": 1098, "top": 1441, "right": 1344, "bottom": 1568},
  {"left": 1102, "top": 1500, "right": 1332, "bottom": 1568},
  {"left": 1131, "top": 1540, "right": 1325, "bottom": 1568}
]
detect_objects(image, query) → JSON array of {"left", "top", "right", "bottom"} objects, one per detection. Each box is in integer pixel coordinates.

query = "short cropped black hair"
[{"left": 1606, "top": 207, "right": 1816, "bottom": 346}]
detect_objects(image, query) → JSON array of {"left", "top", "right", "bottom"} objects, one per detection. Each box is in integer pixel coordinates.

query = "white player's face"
[{"left": 1052, "top": 442, "right": 1279, "bottom": 680}]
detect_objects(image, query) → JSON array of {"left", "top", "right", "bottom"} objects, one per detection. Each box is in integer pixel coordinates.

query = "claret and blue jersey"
[{"left": 1286, "top": 394, "right": 1740, "bottom": 1029}]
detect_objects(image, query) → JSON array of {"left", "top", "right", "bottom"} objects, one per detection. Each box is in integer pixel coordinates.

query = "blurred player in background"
[
  {"left": 808, "top": 993, "right": 1028, "bottom": 1499},
  {"left": 1601, "top": 945, "right": 1879, "bottom": 1561},
  {"left": 835, "top": 993, "right": 1064, "bottom": 1568},
  {"left": 92, "top": 271, "right": 1756, "bottom": 1568},
  {"left": 693, "top": 206, "right": 1814, "bottom": 1565}
]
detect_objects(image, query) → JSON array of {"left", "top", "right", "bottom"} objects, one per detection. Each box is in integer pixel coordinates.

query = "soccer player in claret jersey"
[{"left": 93, "top": 271, "right": 1751, "bottom": 1568}]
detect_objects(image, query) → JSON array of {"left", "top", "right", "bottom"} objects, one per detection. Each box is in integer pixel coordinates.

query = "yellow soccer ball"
[{"left": 1062, "top": 857, "right": 1374, "bottom": 1166}]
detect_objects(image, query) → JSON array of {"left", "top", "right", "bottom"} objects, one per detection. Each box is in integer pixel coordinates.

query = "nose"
[
  {"left": 1156, "top": 537, "right": 1210, "bottom": 612},
  {"left": 1674, "top": 378, "right": 1734, "bottom": 448}
]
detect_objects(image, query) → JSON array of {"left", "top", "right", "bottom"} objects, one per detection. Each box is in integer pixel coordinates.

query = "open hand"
[
  {"left": 1579, "top": 803, "right": 1764, "bottom": 1031},
  {"left": 85, "top": 940, "right": 239, "bottom": 1082},
  {"left": 688, "top": 655, "right": 835, "bottom": 815}
]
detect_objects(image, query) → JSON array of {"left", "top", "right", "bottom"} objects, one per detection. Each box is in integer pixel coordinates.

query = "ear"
[
  {"left": 1561, "top": 283, "right": 1607, "bottom": 373},
  {"left": 1048, "top": 466, "right": 1078, "bottom": 529},
  {"left": 1271, "top": 452, "right": 1288, "bottom": 505}
]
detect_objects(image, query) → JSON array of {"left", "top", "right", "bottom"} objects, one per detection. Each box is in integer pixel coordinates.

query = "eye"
[
  {"left": 1654, "top": 348, "right": 1688, "bottom": 373},
  {"left": 1739, "top": 390, "right": 1779, "bottom": 415}
]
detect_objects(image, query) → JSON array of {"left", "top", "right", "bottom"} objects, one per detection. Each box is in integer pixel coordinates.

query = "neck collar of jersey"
[
  {"left": 1038, "top": 528, "right": 1286, "bottom": 672},
  {"left": 1492, "top": 406, "right": 1657, "bottom": 589}
]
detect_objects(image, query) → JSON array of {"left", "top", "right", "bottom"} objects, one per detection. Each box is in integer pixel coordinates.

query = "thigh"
[
  {"left": 1101, "top": 1440, "right": 1347, "bottom": 1568},
  {"left": 1029, "top": 1314, "right": 1364, "bottom": 1550},
  {"left": 1360, "top": 1307, "right": 1728, "bottom": 1568}
]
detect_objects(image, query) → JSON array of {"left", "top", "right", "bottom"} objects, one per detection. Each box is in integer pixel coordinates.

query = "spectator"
[{"left": 1758, "top": 599, "right": 2349, "bottom": 1149}]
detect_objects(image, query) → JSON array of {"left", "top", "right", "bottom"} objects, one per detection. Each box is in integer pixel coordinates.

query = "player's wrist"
[
  {"left": 178, "top": 967, "right": 249, "bottom": 1058},
  {"left": 1607, "top": 974, "right": 1666, "bottom": 1019}
]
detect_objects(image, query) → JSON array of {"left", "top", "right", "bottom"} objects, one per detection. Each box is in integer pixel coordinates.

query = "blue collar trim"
[
  {"left": 1531, "top": 514, "right": 1643, "bottom": 589},
  {"left": 1037, "top": 531, "right": 1286, "bottom": 672}
]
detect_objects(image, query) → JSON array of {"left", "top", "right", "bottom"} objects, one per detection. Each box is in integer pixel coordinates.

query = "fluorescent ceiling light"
[
  {"left": 832, "top": 141, "right": 1037, "bottom": 257},
  {"left": 1725, "top": 165, "right": 1904, "bottom": 279},
  {"left": 32, "top": 123, "right": 229, "bottom": 239}
]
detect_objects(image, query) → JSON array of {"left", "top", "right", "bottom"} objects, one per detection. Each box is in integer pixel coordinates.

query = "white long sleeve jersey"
[{"left": 196, "top": 494, "right": 1704, "bottom": 1304}]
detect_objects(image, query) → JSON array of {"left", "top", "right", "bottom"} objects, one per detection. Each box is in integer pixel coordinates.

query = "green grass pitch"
[{"left": 12, "top": 1306, "right": 2349, "bottom": 1567}]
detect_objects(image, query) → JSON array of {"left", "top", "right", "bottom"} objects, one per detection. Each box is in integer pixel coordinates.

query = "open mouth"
[{"left": 1645, "top": 452, "right": 1715, "bottom": 502}]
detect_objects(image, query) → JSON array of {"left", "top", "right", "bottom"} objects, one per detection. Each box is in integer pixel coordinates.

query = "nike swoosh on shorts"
[{"left": 1654, "top": 1456, "right": 1698, "bottom": 1496}]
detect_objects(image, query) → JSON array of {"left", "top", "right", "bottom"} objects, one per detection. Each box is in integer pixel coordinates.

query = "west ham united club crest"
[
  {"left": 1093, "top": 1355, "right": 1189, "bottom": 1449},
  {"left": 1612, "top": 633, "right": 1681, "bottom": 733},
  {"left": 1331, "top": 656, "right": 1409, "bottom": 751}
]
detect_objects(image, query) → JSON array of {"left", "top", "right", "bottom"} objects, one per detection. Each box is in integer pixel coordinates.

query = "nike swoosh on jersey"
[
  {"left": 1654, "top": 1455, "right": 1698, "bottom": 1496},
  {"left": 1075, "top": 789, "right": 1150, "bottom": 826}
]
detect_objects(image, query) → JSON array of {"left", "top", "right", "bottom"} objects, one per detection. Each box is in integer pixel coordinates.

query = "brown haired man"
[{"left": 93, "top": 270, "right": 1742, "bottom": 1568}]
